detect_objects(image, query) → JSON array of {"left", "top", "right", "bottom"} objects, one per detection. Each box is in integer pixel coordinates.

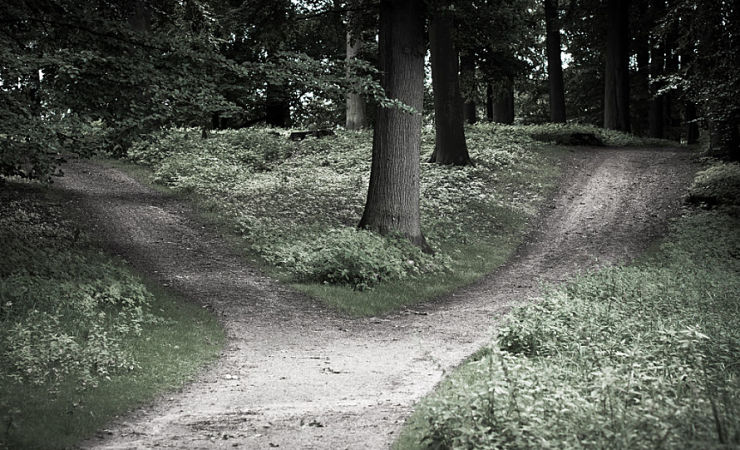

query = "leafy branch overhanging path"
[{"left": 58, "top": 147, "right": 696, "bottom": 449}]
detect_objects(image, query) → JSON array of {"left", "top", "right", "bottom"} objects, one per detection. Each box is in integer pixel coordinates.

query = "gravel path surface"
[{"left": 56, "top": 147, "right": 696, "bottom": 449}]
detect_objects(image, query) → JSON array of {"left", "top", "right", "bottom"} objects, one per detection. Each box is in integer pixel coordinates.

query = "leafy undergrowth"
[
  {"left": 494, "top": 122, "right": 675, "bottom": 148},
  {"left": 687, "top": 160, "right": 740, "bottom": 212},
  {"left": 395, "top": 163, "right": 739, "bottom": 449},
  {"left": 124, "top": 125, "right": 571, "bottom": 315},
  {"left": 0, "top": 182, "right": 224, "bottom": 449}
]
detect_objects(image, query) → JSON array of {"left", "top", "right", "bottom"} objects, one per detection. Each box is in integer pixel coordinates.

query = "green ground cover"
[
  {"left": 0, "top": 183, "right": 224, "bottom": 449},
  {"left": 122, "top": 124, "right": 584, "bottom": 315},
  {"left": 395, "top": 160, "right": 740, "bottom": 449}
]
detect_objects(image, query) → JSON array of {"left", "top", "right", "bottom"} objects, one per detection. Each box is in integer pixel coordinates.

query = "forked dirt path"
[{"left": 58, "top": 147, "right": 696, "bottom": 449}]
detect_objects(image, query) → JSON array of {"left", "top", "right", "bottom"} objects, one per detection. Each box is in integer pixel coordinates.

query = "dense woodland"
[{"left": 3, "top": 0, "right": 740, "bottom": 245}]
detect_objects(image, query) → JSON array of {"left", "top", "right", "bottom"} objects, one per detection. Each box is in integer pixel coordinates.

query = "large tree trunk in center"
[
  {"left": 345, "top": 24, "right": 368, "bottom": 130},
  {"left": 544, "top": 0, "right": 566, "bottom": 123},
  {"left": 358, "top": 0, "right": 429, "bottom": 251},
  {"left": 603, "top": 0, "right": 631, "bottom": 131},
  {"left": 429, "top": 8, "right": 470, "bottom": 165}
]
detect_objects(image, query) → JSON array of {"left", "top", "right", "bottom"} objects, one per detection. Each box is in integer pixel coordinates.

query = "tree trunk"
[
  {"left": 359, "top": 0, "right": 429, "bottom": 251},
  {"left": 648, "top": 38, "right": 664, "bottom": 138},
  {"left": 492, "top": 81, "right": 515, "bottom": 124},
  {"left": 709, "top": 119, "right": 740, "bottom": 161},
  {"left": 681, "top": 47, "right": 699, "bottom": 144},
  {"left": 429, "top": 8, "right": 470, "bottom": 165},
  {"left": 127, "top": 0, "right": 151, "bottom": 33},
  {"left": 603, "top": 0, "right": 631, "bottom": 131},
  {"left": 266, "top": 84, "right": 291, "bottom": 128},
  {"left": 460, "top": 52, "right": 477, "bottom": 124},
  {"left": 345, "top": 25, "right": 368, "bottom": 130},
  {"left": 544, "top": 0, "right": 566, "bottom": 123},
  {"left": 486, "top": 83, "right": 494, "bottom": 122},
  {"left": 685, "top": 101, "right": 699, "bottom": 144},
  {"left": 663, "top": 42, "right": 679, "bottom": 139},
  {"left": 633, "top": 1, "right": 651, "bottom": 136}
]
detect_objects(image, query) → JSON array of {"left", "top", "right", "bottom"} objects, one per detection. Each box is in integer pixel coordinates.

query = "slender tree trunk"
[
  {"left": 460, "top": 52, "right": 477, "bottom": 124},
  {"left": 633, "top": 2, "right": 651, "bottom": 136},
  {"left": 429, "top": 8, "right": 470, "bottom": 165},
  {"left": 681, "top": 47, "right": 699, "bottom": 144},
  {"left": 127, "top": 0, "right": 151, "bottom": 33},
  {"left": 603, "top": 0, "right": 631, "bottom": 131},
  {"left": 544, "top": 0, "right": 566, "bottom": 123},
  {"left": 345, "top": 23, "right": 368, "bottom": 130},
  {"left": 709, "top": 118, "right": 740, "bottom": 160},
  {"left": 648, "top": 37, "right": 664, "bottom": 138},
  {"left": 359, "top": 0, "right": 429, "bottom": 251},
  {"left": 492, "top": 80, "right": 515, "bottom": 124},
  {"left": 266, "top": 85, "right": 291, "bottom": 127},
  {"left": 486, "top": 83, "right": 494, "bottom": 122},
  {"left": 685, "top": 101, "right": 699, "bottom": 144},
  {"left": 663, "top": 42, "right": 679, "bottom": 138}
]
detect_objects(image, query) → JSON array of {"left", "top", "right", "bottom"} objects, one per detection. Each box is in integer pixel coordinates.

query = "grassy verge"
[
  {"left": 0, "top": 182, "right": 225, "bottom": 449},
  {"left": 394, "top": 161, "right": 739, "bottom": 449}
]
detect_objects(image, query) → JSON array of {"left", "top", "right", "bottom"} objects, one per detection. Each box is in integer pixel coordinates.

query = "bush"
[
  {"left": 262, "top": 228, "right": 449, "bottom": 290},
  {"left": 687, "top": 160, "right": 740, "bottom": 209}
]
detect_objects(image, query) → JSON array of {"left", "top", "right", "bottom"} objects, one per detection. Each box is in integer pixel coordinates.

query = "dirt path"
[{"left": 57, "top": 147, "right": 696, "bottom": 449}]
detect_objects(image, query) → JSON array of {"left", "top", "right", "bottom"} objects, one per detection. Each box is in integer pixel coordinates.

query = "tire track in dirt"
[{"left": 58, "top": 147, "right": 696, "bottom": 449}]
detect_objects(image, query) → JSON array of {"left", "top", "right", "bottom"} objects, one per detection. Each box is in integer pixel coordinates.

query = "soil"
[{"left": 56, "top": 146, "right": 697, "bottom": 449}]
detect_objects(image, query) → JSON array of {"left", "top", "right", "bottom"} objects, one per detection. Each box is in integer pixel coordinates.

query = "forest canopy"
[{"left": 2, "top": 0, "right": 738, "bottom": 182}]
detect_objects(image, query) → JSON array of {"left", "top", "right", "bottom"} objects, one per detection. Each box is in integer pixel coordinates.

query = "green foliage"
[
  {"left": 0, "top": 183, "right": 224, "bottom": 448},
  {"left": 476, "top": 122, "right": 673, "bottom": 148},
  {"left": 397, "top": 206, "right": 740, "bottom": 449},
  {"left": 0, "top": 1, "right": 394, "bottom": 181},
  {"left": 687, "top": 160, "right": 740, "bottom": 209},
  {"left": 0, "top": 195, "right": 162, "bottom": 389},
  {"left": 264, "top": 228, "right": 450, "bottom": 291}
]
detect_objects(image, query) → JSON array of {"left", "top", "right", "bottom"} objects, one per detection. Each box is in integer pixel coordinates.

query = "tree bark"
[
  {"left": 685, "top": 101, "right": 699, "bottom": 144},
  {"left": 544, "top": 0, "right": 566, "bottom": 123},
  {"left": 663, "top": 40, "right": 679, "bottom": 138},
  {"left": 486, "top": 83, "right": 494, "bottom": 122},
  {"left": 603, "top": 0, "right": 631, "bottom": 131},
  {"left": 492, "top": 80, "right": 515, "bottom": 124},
  {"left": 429, "top": 8, "right": 470, "bottom": 165},
  {"left": 648, "top": 38, "right": 664, "bottom": 138},
  {"left": 633, "top": 0, "right": 651, "bottom": 136},
  {"left": 266, "top": 85, "right": 291, "bottom": 128},
  {"left": 359, "top": 0, "right": 429, "bottom": 251},
  {"left": 460, "top": 52, "right": 477, "bottom": 124},
  {"left": 709, "top": 119, "right": 740, "bottom": 161},
  {"left": 345, "top": 24, "right": 368, "bottom": 130}
]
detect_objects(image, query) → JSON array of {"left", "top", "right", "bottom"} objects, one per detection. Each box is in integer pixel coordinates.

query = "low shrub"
[
  {"left": 262, "top": 228, "right": 450, "bottom": 290},
  {"left": 687, "top": 160, "right": 740, "bottom": 209},
  {"left": 474, "top": 122, "right": 672, "bottom": 148}
]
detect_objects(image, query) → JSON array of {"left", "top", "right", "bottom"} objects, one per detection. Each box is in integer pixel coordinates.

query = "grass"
[
  {"left": 117, "top": 124, "right": 579, "bottom": 316},
  {"left": 0, "top": 182, "right": 225, "bottom": 449},
  {"left": 394, "top": 160, "right": 740, "bottom": 449}
]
